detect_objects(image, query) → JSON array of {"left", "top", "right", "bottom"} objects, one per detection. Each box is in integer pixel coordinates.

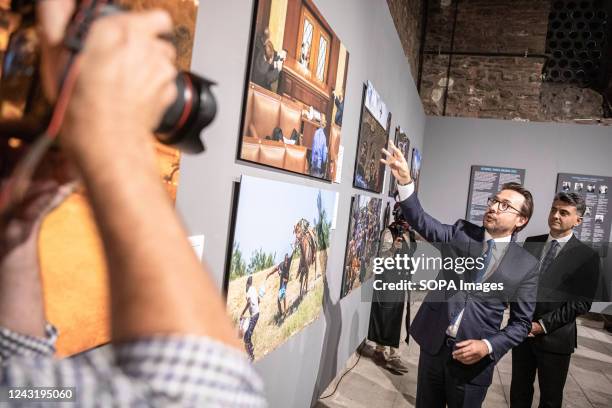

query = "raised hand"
[{"left": 380, "top": 140, "right": 412, "bottom": 186}]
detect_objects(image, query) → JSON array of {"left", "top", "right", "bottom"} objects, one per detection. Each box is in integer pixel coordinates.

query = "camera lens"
[{"left": 155, "top": 71, "right": 216, "bottom": 154}]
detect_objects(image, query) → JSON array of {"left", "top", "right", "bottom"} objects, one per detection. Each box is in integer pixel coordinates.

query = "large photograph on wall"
[
  {"left": 388, "top": 127, "right": 410, "bottom": 198},
  {"left": 225, "top": 175, "right": 337, "bottom": 361},
  {"left": 238, "top": 0, "right": 349, "bottom": 182},
  {"left": 353, "top": 81, "right": 391, "bottom": 193},
  {"left": 341, "top": 195, "right": 383, "bottom": 298},
  {"left": 0, "top": 0, "right": 197, "bottom": 356}
]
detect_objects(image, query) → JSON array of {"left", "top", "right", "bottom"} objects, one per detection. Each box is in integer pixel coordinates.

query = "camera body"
[
  {"left": 388, "top": 221, "right": 406, "bottom": 242},
  {"left": 0, "top": 0, "right": 216, "bottom": 154}
]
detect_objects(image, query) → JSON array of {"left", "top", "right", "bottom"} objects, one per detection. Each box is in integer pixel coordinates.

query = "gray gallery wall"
[
  {"left": 419, "top": 116, "right": 612, "bottom": 310},
  {"left": 176, "top": 0, "right": 425, "bottom": 407}
]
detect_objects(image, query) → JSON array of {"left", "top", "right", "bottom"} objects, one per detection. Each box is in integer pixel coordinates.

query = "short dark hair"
[
  {"left": 553, "top": 192, "right": 586, "bottom": 216},
  {"left": 501, "top": 182, "right": 534, "bottom": 232}
]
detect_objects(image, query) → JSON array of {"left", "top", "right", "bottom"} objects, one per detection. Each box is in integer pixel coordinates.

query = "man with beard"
[{"left": 381, "top": 141, "right": 539, "bottom": 408}]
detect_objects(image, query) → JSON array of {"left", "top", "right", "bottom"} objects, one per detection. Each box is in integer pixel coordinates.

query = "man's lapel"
[
  {"left": 557, "top": 235, "right": 580, "bottom": 257},
  {"left": 542, "top": 235, "right": 580, "bottom": 279}
]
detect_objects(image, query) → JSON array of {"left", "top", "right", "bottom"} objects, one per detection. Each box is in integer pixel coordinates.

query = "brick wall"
[
  {"left": 421, "top": 55, "right": 546, "bottom": 120},
  {"left": 387, "top": 0, "right": 424, "bottom": 84},
  {"left": 388, "top": 0, "right": 610, "bottom": 124}
]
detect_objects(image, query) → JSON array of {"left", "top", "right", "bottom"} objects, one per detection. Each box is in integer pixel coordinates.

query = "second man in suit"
[
  {"left": 381, "top": 142, "right": 540, "bottom": 408},
  {"left": 510, "top": 192, "right": 600, "bottom": 408}
]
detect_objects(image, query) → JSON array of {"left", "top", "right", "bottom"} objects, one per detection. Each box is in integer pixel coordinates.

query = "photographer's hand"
[
  {"left": 47, "top": 7, "right": 239, "bottom": 347},
  {"left": 393, "top": 236, "right": 403, "bottom": 250},
  {"left": 38, "top": 0, "right": 76, "bottom": 101}
]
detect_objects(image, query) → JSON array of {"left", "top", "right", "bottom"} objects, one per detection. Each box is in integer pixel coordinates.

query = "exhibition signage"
[
  {"left": 556, "top": 173, "right": 611, "bottom": 256},
  {"left": 465, "top": 165, "right": 526, "bottom": 225}
]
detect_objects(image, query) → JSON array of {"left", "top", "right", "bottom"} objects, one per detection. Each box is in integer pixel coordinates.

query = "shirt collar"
[
  {"left": 484, "top": 230, "right": 512, "bottom": 244},
  {"left": 546, "top": 231, "right": 573, "bottom": 248}
]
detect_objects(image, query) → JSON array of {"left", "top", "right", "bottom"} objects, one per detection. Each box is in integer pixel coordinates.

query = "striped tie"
[
  {"left": 475, "top": 239, "right": 495, "bottom": 283},
  {"left": 539, "top": 240, "right": 559, "bottom": 273}
]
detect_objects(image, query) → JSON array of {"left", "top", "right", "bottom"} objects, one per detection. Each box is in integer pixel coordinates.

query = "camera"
[
  {"left": 389, "top": 202, "right": 411, "bottom": 241},
  {"left": 0, "top": 0, "right": 216, "bottom": 154},
  {"left": 389, "top": 222, "right": 406, "bottom": 241}
]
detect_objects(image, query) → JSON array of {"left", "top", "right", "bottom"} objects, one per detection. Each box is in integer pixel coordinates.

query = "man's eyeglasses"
[{"left": 487, "top": 197, "right": 522, "bottom": 215}]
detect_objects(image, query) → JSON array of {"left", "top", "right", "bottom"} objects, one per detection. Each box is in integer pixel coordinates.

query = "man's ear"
[
  {"left": 574, "top": 216, "right": 583, "bottom": 228},
  {"left": 517, "top": 215, "right": 528, "bottom": 229}
]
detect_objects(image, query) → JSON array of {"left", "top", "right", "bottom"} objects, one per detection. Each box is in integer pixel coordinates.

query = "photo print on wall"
[
  {"left": 411, "top": 147, "right": 422, "bottom": 194},
  {"left": 0, "top": 0, "right": 198, "bottom": 356},
  {"left": 238, "top": 0, "right": 349, "bottom": 182},
  {"left": 353, "top": 81, "right": 391, "bottom": 194},
  {"left": 225, "top": 175, "right": 337, "bottom": 361},
  {"left": 388, "top": 127, "right": 410, "bottom": 198},
  {"left": 341, "top": 195, "right": 383, "bottom": 298}
]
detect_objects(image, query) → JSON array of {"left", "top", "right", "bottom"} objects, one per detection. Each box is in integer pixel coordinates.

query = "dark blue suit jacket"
[{"left": 401, "top": 193, "right": 539, "bottom": 386}]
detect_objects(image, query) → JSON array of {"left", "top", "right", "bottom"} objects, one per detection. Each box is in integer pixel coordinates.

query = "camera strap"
[
  {"left": 64, "top": 0, "right": 115, "bottom": 53},
  {"left": 0, "top": 0, "right": 112, "bottom": 221}
]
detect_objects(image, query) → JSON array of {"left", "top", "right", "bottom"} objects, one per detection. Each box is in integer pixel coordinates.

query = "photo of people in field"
[
  {"left": 341, "top": 195, "right": 383, "bottom": 298},
  {"left": 226, "top": 176, "right": 336, "bottom": 361}
]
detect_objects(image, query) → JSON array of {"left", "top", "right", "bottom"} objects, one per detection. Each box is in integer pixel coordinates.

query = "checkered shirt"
[{"left": 0, "top": 325, "right": 267, "bottom": 407}]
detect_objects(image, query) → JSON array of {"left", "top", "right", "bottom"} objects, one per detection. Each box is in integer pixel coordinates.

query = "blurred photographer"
[
  {"left": 0, "top": 1, "right": 265, "bottom": 406},
  {"left": 367, "top": 201, "right": 416, "bottom": 374}
]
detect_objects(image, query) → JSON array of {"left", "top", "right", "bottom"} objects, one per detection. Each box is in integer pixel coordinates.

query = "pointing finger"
[{"left": 381, "top": 148, "right": 393, "bottom": 158}]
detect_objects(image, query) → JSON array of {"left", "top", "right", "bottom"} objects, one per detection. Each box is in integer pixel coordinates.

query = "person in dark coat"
[
  {"left": 368, "top": 202, "right": 416, "bottom": 373},
  {"left": 510, "top": 192, "right": 600, "bottom": 408},
  {"left": 251, "top": 29, "right": 281, "bottom": 91}
]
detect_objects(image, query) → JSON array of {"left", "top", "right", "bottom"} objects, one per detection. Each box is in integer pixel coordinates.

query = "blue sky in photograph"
[{"left": 232, "top": 176, "right": 337, "bottom": 265}]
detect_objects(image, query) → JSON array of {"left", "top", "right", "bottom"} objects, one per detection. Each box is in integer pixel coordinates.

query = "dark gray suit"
[
  {"left": 400, "top": 193, "right": 539, "bottom": 408},
  {"left": 511, "top": 234, "right": 600, "bottom": 408}
]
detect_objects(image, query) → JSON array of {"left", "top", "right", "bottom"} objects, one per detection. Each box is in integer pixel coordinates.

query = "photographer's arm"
[
  {"left": 59, "top": 12, "right": 239, "bottom": 347},
  {"left": 0, "top": 181, "right": 72, "bottom": 361},
  {"left": 0, "top": 182, "right": 64, "bottom": 335},
  {"left": 0, "top": 4, "right": 265, "bottom": 406},
  {"left": 0, "top": 188, "right": 50, "bottom": 339}
]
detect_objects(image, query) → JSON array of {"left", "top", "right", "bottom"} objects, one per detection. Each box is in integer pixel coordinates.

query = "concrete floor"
[{"left": 316, "top": 303, "right": 612, "bottom": 408}]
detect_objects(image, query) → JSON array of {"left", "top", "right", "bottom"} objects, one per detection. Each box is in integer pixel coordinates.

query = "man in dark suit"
[
  {"left": 381, "top": 142, "right": 539, "bottom": 408},
  {"left": 510, "top": 192, "right": 600, "bottom": 408}
]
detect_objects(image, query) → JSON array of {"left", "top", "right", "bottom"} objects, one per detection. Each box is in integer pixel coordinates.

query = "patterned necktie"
[
  {"left": 475, "top": 239, "right": 496, "bottom": 283},
  {"left": 539, "top": 240, "right": 559, "bottom": 273}
]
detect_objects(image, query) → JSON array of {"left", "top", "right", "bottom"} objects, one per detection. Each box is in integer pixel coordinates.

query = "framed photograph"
[
  {"left": 388, "top": 126, "right": 410, "bottom": 198},
  {"left": 353, "top": 81, "right": 391, "bottom": 193},
  {"left": 410, "top": 148, "right": 422, "bottom": 194},
  {"left": 341, "top": 195, "right": 383, "bottom": 298},
  {"left": 224, "top": 175, "right": 337, "bottom": 361},
  {"left": 237, "top": 0, "right": 350, "bottom": 182}
]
